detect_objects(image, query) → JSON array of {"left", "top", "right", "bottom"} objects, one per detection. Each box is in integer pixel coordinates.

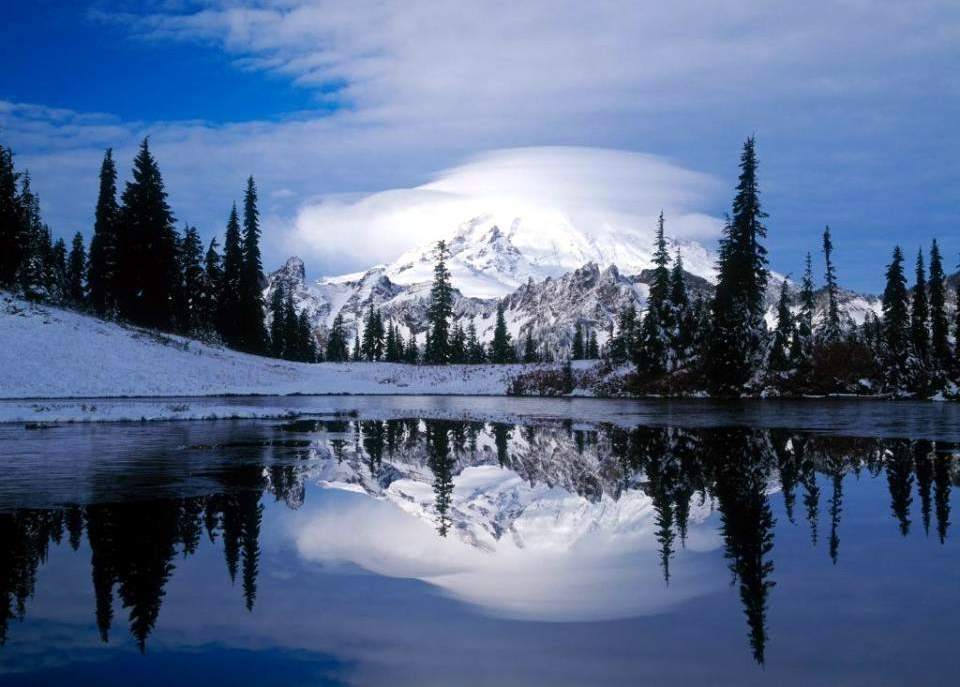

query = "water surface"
[{"left": 1, "top": 397, "right": 958, "bottom": 685}]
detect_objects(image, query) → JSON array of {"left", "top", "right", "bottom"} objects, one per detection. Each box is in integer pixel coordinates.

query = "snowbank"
[{"left": 0, "top": 293, "right": 561, "bottom": 400}]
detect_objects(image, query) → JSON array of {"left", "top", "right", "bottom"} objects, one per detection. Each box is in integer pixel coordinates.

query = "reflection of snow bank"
[{"left": 292, "top": 462, "right": 723, "bottom": 622}]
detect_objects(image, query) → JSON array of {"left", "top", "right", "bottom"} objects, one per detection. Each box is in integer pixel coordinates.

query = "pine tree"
[
  {"left": 881, "top": 246, "right": 911, "bottom": 391},
  {"left": 219, "top": 204, "right": 243, "bottom": 346},
  {"left": 770, "top": 279, "right": 794, "bottom": 372},
  {"left": 361, "top": 304, "right": 384, "bottom": 361},
  {"left": 201, "top": 237, "right": 222, "bottom": 336},
  {"left": 269, "top": 282, "right": 286, "bottom": 358},
  {"left": 637, "top": 305, "right": 666, "bottom": 376},
  {"left": 587, "top": 330, "right": 599, "bottom": 359},
  {"left": 325, "top": 313, "right": 348, "bottom": 362},
  {"left": 87, "top": 149, "right": 119, "bottom": 315},
  {"left": 66, "top": 232, "right": 86, "bottom": 306},
  {"left": 708, "top": 137, "right": 769, "bottom": 394},
  {"left": 0, "top": 145, "right": 23, "bottom": 287},
  {"left": 523, "top": 331, "right": 538, "bottom": 363},
  {"left": 465, "top": 319, "right": 483, "bottom": 363},
  {"left": 669, "top": 250, "right": 692, "bottom": 362},
  {"left": 49, "top": 236, "right": 68, "bottom": 301},
  {"left": 449, "top": 322, "right": 466, "bottom": 363},
  {"left": 798, "top": 252, "right": 816, "bottom": 349},
  {"left": 297, "top": 311, "right": 316, "bottom": 362},
  {"left": 282, "top": 290, "right": 299, "bottom": 361},
  {"left": 426, "top": 241, "right": 454, "bottom": 363},
  {"left": 649, "top": 211, "right": 671, "bottom": 312},
  {"left": 385, "top": 321, "right": 398, "bottom": 362},
  {"left": 910, "top": 249, "right": 930, "bottom": 371},
  {"left": 116, "top": 139, "right": 179, "bottom": 330},
  {"left": 927, "top": 240, "right": 950, "bottom": 375},
  {"left": 821, "top": 226, "right": 841, "bottom": 342},
  {"left": 239, "top": 176, "right": 268, "bottom": 354},
  {"left": 177, "top": 226, "right": 204, "bottom": 334},
  {"left": 352, "top": 329, "right": 362, "bottom": 362},
  {"left": 490, "top": 302, "right": 514, "bottom": 363},
  {"left": 16, "top": 173, "right": 47, "bottom": 300},
  {"left": 610, "top": 303, "right": 637, "bottom": 363},
  {"left": 571, "top": 323, "right": 584, "bottom": 360},
  {"left": 404, "top": 333, "right": 420, "bottom": 364}
]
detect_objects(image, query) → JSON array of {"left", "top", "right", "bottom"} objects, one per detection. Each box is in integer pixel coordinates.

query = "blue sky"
[{"left": 1, "top": 1, "right": 957, "bottom": 291}]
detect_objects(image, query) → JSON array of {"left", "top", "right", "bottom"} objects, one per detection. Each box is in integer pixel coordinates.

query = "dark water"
[{"left": 1, "top": 398, "right": 958, "bottom": 686}]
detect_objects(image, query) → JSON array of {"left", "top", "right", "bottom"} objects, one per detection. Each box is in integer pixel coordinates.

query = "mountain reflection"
[{"left": 0, "top": 418, "right": 957, "bottom": 665}]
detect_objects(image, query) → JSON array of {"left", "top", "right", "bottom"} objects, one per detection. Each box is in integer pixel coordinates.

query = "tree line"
[
  {"left": 1, "top": 140, "right": 318, "bottom": 361},
  {"left": 605, "top": 137, "right": 960, "bottom": 397}
]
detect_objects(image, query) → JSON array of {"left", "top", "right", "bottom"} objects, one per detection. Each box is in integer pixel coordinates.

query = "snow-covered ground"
[{"left": 0, "top": 293, "right": 562, "bottom": 401}]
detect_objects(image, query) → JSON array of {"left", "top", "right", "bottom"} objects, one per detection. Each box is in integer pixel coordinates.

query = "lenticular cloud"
[{"left": 282, "top": 146, "right": 724, "bottom": 272}]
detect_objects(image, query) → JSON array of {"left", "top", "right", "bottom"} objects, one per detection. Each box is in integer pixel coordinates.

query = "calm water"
[{"left": 1, "top": 397, "right": 958, "bottom": 686}]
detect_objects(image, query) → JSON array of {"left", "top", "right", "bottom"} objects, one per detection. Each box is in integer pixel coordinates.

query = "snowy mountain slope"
[{"left": 0, "top": 292, "right": 541, "bottom": 400}]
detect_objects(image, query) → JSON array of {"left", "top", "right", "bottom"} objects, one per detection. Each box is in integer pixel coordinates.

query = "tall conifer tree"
[
  {"left": 87, "top": 149, "right": 119, "bottom": 315},
  {"left": 427, "top": 241, "right": 453, "bottom": 363},
  {"left": 0, "top": 145, "right": 22, "bottom": 286},
  {"left": 910, "top": 248, "right": 929, "bottom": 364},
  {"left": 220, "top": 204, "right": 243, "bottom": 346},
  {"left": 239, "top": 177, "right": 268, "bottom": 354},
  {"left": 821, "top": 226, "right": 841, "bottom": 342},
  {"left": 927, "top": 240, "right": 950, "bottom": 374},
  {"left": 66, "top": 232, "right": 87, "bottom": 306},
  {"left": 881, "top": 247, "right": 911, "bottom": 391}
]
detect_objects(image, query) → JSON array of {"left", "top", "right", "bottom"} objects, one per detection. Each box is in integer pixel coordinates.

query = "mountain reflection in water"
[{"left": 1, "top": 416, "right": 957, "bottom": 675}]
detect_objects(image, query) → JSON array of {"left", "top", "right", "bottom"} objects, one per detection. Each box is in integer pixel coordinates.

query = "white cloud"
[{"left": 282, "top": 146, "right": 724, "bottom": 270}]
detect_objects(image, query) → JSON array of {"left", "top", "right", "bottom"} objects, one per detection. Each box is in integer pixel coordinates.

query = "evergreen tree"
[
  {"left": 385, "top": 321, "right": 399, "bottom": 362},
  {"left": 325, "top": 313, "right": 348, "bottom": 362},
  {"left": 282, "top": 290, "right": 299, "bottom": 361},
  {"left": 523, "top": 330, "right": 538, "bottom": 363},
  {"left": 571, "top": 323, "right": 584, "bottom": 360},
  {"left": 927, "top": 240, "right": 950, "bottom": 375},
  {"left": 66, "top": 232, "right": 87, "bottom": 306},
  {"left": 669, "top": 250, "right": 692, "bottom": 361},
  {"left": 87, "top": 149, "right": 120, "bottom": 315},
  {"left": 352, "top": 329, "right": 362, "bottom": 362},
  {"left": 797, "top": 252, "right": 816, "bottom": 348},
  {"left": 821, "top": 226, "right": 841, "bottom": 342},
  {"left": 219, "top": 204, "right": 243, "bottom": 346},
  {"left": 297, "top": 310, "right": 316, "bottom": 362},
  {"left": 426, "top": 241, "right": 454, "bottom": 363},
  {"left": 201, "top": 237, "right": 222, "bottom": 336},
  {"left": 449, "top": 321, "right": 466, "bottom": 363},
  {"left": 404, "top": 333, "right": 420, "bottom": 364},
  {"left": 881, "top": 246, "right": 911, "bottom": 391},
  {"left": 239, "top": 177, "right": 268, "bottom": 354},
  {"left": 610, "top": 303, "right": 637, "bottom": 363},
  {"left": 361, "top": 304, "right": 384, "bottom": 361},
  {"left": 0, "top": 145, "right": 23, "bottom": 287},
  {"left": 770, "top": 279, "right": 794, "bottom": 372},
  {"left": 649, "top": 211, "right": 671, "bottom": 311},
  {"left": 116, "top": 139, "right": 179, "bottom": 330},
  {"left": 708, "top": 137, "right": 769, "bottom": 394},
  {"left": 490, "top": 302, "right": 514, "bottom": 363},
  {"left": 637, "top": 305, "right": 667, "bottom": 376},
  {"left": 465, "top": 319, "right": 483, "bottom": 363},
  {"left": 269, "top": 283, "right": 286, "bottom": 358},
  {"left": 177, "top": 226, "right": 205, "bottom": 334},
  {"left": 911, "top": 248, "right": 930, "bottom": 366},
  {"left": 587, "top": 329, "right": 599, "bottom": 359},
  {"left": 49, "top": 236, "right": 68, "bottom": 301},
  {"left": 16, "top": 173, "right": 47, "bottom": 300}
]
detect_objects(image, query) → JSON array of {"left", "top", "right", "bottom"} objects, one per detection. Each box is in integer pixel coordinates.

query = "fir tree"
[
  {"left": 927, "top": 240, "right": 950, "bottom": 375},
  {"left": 269, "top": 283, "right": 286, "bottom": 358},
  {"left": 87, "top": 149, "right": 120, "bottom": 315},
  {"left": 239, "top": 177, "right": 268, "bottom": 354},
  {"left": 523, "top": 331, "right": 538, "bottom": 363},
  {"left": 465, "top": 319, "right": 484, "bottom": 363},
  {"left": 637, "top": 305, "right": 667, "bottom": 376},
  {"left": 881, "top": 246, "right": 911, "bottom": 391},
  {"left": 798, "top": 252, "right": 816, "bottom": 349},
  {"left": 49, "top": 236, "right": 68, "bottom": 301},
  {"left": 404, "top": 333, "right": 420, "bottom": 364},
  {"left": 821, "top": 226, "right": 841, "bottom": 342},
  {"left": 669, "top": 250, "right": 692, "bottom": 361},
  {"left": 910, "top": 248, "right": 930, "bottom": 366},
  {"left": 16, "top": 173, "right": 47, "bottom": 300},
  {"left": 201, "top": 237, "right": 222, "bottom": 336},
  {"left": 571, "top": 323, "right": 584, "bottom": 360},
  {"left": 610, "top": 303, "right": 637, "bottom": 363},
  {"left": 361, "top": 305, "right": 384, "bottom": 361},
  {"left": 282, "top": 290, "right": 299, "bottom": 361},
  {"left": 587, "top": 329, "right": 599, "bottom": 359},
  {"left": 325, "top": 313, "right": 349, "bottom": 362},
  {"left": 490, "top": 302, "right": 514, "bottom": 363},
  {"left": 66, "top": 232, "right": 86, "bottom": 306},
  {"left": 770, "top": 279, "right": 794, "bottom": 372},
  {"left": 649, "top": 211, "right": 671, "bottom": 312},
  {"left": 116, "top": 139, "right": 179, "bottom": 330},
  {"left": 352, "top": 328, "right": 362, "bottom": 362},
  {"left": 385, "top": 321, "right": 399, "bottom": 362},
  {"left": 426, "top": 241, "right": 454, "bottom": 363},
  {"left": 219, "top": 204, "right": 243, "bottom": 346},
  {"left": 0, "top": 145, "right": 23, "bottom": 287},
  {"left": 708, "top": 137, "right": 769, "bottom": 394},
  {"left": 449, "top": 322, "right": 466, "bottom": 363},
  {"left": 297, "top": 311, "right": 316, "bottom": 362},
  {"left": 177, "top": 226, "right": 204, "bottom": 334}
]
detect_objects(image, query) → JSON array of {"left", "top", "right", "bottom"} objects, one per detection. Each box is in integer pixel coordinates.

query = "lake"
[{"left": 1, "top": 397, "right": 958, "bottom": 686}]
